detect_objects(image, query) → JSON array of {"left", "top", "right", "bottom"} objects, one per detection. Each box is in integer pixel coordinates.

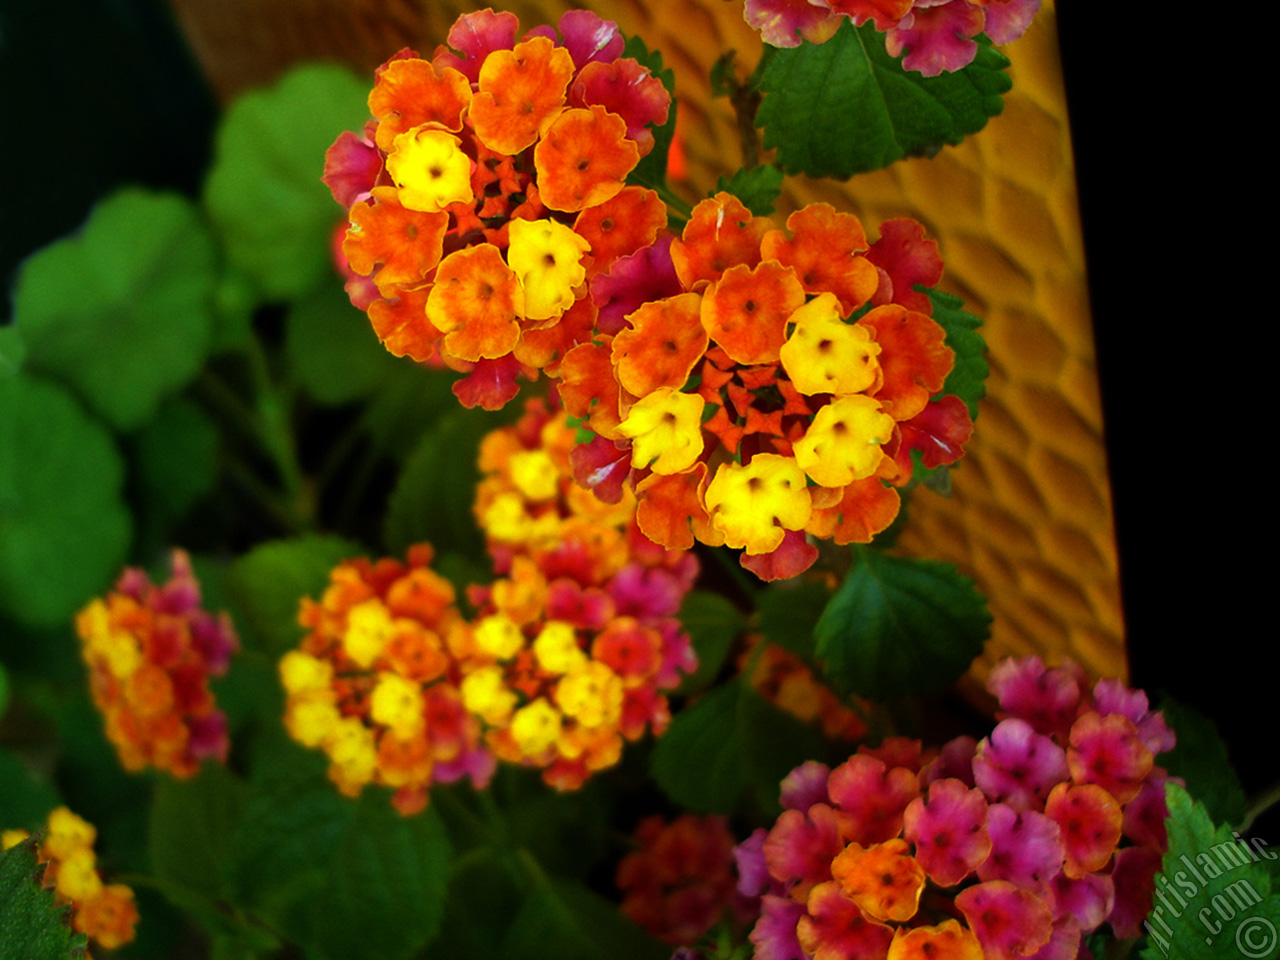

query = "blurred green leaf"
[
  {"left": 677, "top": 591, "right": 746, "bottom": 694},
  {"left": 0, "top": 662, "right": 7, "bottom": 721},
  {"left": 12, "top": 189, "right": 217, "bottom": 431},
  {"left": 924, "top": 287, "right": 987, "bottom": 419},
  {"left": 504, "top": 871, "right": 667, "bottom": 960},
  {"left": 0, "top": 751, "right": 61, "bottom": 828},
  {"left": 133, "top": 397, "right": 219, "bottom": 519},
  {"left": 225, "top": 535, "right": 361, "bottom": 655},
  {"left": 623, "top": 36, "right": 677, "bottom": 193},
  {"left": 714, "top": 164, "right": 783, "bottom": 216},
  {"left": 651, "top": 676, "right": 825, "bottom": 814},
  {"left": 814, "top": 546, "right": 990, "bottom": 700},
  {"left": 1158, "top": 698, "right": 1249, "bottom": 829},
  {"left": 0, "top": 836, "right": 87, "bottom": 959},
  {"left": 204, "top": 63, "right": 369, "bottom": 302},
  {"left": 754, "top": 577, "right": 829, "bottom": 660},
  {"left": 0, "top": 327, "right": 25, "bottom": 376},
  {"left": 383, "top": 411, "right": 492, "bottom": 559},
  {"left": 757, "top": 23, "right": 1010, "bottom": 179},
  {"left": 150, "top": 764, "right": 245, "bottom": 901},
  {"left": 286, "top": 281, "right": 404, "bottom": 405},
  {"left": 0, "top": 373, "right": 131, "bottom": 627}
]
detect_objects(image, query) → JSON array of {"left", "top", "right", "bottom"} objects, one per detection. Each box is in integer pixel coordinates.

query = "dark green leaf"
[
  {"left": 358, "top": 365, "right": 468, "bottom": 462},
  {"left": 503, "top": 871, "right": 667, "bottom": 960},
  {"left": 204, "top": 64, "right": 369, "bottom": 301},
  {"left": 286, "top": 281, "right": 405, "bottom": 405},
  {"left": 755, "top": 577, "right": 830, "bottom": 659},
  {"left": 623, "top": 35, "right": 678, "bottom": 191},
  {"left": 0, "top": 374, "right": 131, "bottom": 627},
  {"left": 651, "top": 677, "right": 825, "bottom": 814},
  {"left": 923, "top": 287, "right": 987, "bottom": 418},
  {"left": 0, "top": 662, "right": 7, "bottom": 721},
  {"left": 225, "top": 535, "right": 361, "bottom": 655},
  {"left": 714, "top": 164, "right": 783, "bottom": 216},
  {"left": 382, "top": 411, "right": 492, "bottom": 559},
  {"left": 1158, "top": 698, "right": 1249, "bottom": 829},
  {"left": 12, "top": 189, "right": 217, "bottom": 431},
  {"left": 0, "top": 836, "right": 87, "bottom": 959},
  {"left": 1140, "top": 783, "right": 1280, "bottom": 960},
  {"left": 0, "top": 751, "right": 61, "bottom": 829},
  {"left": 149, "top": 764, "right": 245, "bottom": 900},
  {"left": 756, "top": 22, "right": 1010, "bottom": 179},
  {"left": 677, "top": 591, "right": 747, "bottom": 694},
  {"left": 814, "top": 546, "right": 990, "bottom": 700},
  {"left": 132, "top": 397, "right": 219, "bottom": 519}
]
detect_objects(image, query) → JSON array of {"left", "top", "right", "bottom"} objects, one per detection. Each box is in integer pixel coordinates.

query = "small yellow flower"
[
  {"left": 616, "top": 387, "right": 705, "bottom": 475},
  {"left": 461, "top": 666, "right": 518, "bottom": 725},
  {"left": 704, "top": 455, "right": 811, "bottom": 554},
  {"left": 344, "top": 599, "right": 395, "bottom": 668},
  {"left": 386, "top": 126, "right": 473, "bottom": 213},
  {"left": 779, "top": 293, "right": 881, "bottom": 396},
  {"left": 369, "top": 672, "right": 425, "bottom": 739},
  {"left": 792, "top": 395, "right": 894, "bottom": 487},
  {"left": 510, "top": 698, "right": 562, "bottom": 756},
  {"left": 473, "top": 613, "right": 526, "bottom": 661},
  {"left": 286, "top": 693, "right": 341, "bottom": 748},
  {"left": 533, "top": 621, "right": 588, "bottom": 674},
  {"left": 506, "top": 217, "right": 591, "bottom": 322},
  {"left": 555, "top": 662, "right": 623, "bottom": 728},
  {"left": 279, "top": 651, "right": 333, "bottom": 694},
  {"left": 508, "top": 449, "right": 559, "bottom": 501}
]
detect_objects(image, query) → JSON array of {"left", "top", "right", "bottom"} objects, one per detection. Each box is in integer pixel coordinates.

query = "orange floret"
[
  {"left": 611, "top": 292, "right": 708, "bottom": 397},
  {"left": 345, "top": 186, "right": 449, "bottom": 292},
  {"left": 534, "top": 105, "right": 640, "bottom": 213},
  {"left": 573, "top": 186, "right": 667, "bottom": 278},
  {"left": 859, "top": 305, "right": 954, "bottom": 421},
  {"left": 760, "top": 203, "right": 880, "bottom": 315},
  {"left": 830, "top": 838, "right": 926, "bottom": 923},
  {"left": 370, "top": 58, "right": 472, "bottom": 151},
  {"left": 367, "top": 285, "right": 440, "bottom": 363},
  {"left": 805, "top": 476, "right": 900, "bottom": 545},
  {"left": 669, "top": 193, "right": 771, "bottom": 289},
  {"left": 700, "top": 261, "right": 805, "bottom": 365},
  {"left": 558, "top": 338, "right": 625, "bottom": 439},
  {"left": 470, "top": 37, "right": 575, "bottom": 155},
  {"left": 887, "top": 920, "right": 985, "bottom": 960},
  {"left": 426, "top": 244, "right": 524, "bottom": 362},
  {"left": 634, "top": 463, "right": 723, "bottom": 551}
]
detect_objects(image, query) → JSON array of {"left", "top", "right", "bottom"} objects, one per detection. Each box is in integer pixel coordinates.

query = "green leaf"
[
  {"left": 623, "top": 35, "right": 678, "bottom": 192},
  {"left": 813, "top": 546, "right": 990, "bottom": 700},
  {"left": 503, "top": 870, "right": 667, "bottom": 960},
  {"left": 225, "top": 535, "right": 361, "bottom": 655},
  {"left": 714, "top": 164, "right": 783, "bottom": 216},
  {"left": 0, "top": 751, "right": 61, "bottom": 828},
  {"left": 677, "top": 591, "right": 747, "bottom": 694},
  {"left": 132, "top": 397, "right": 219, "bottom": 519},
  {"left": 204, "top": 63, "right": 369, "bottom": 301},
  {"left": 286, "top": 281, "right": 406, "bottom": 405},
  {"left": 0, "top": 662, "right": 8, "bottom": 721},
  {"left": 755, "top": 577, "right": 830, "bottom": 660},
  {"left": 0, "top": 374, "right": 131, "bottom": 628},
  {"left": 0, "top": 836, "right": 87, "bottom": 959},
  {"left": 0, "top": 326, "right": 26, "bottom": 376},
  {"left": 651, "top": 677, "right": 826, "bottom": 814},
  {"left": 1158, "top": 698, "right": 1249, "bottom": 829},
  {"left": 229, "top": 734, "right": 451, "bottom": 960},
  {"left": 12, "top": 189, "right": 217, "bottom": 431},
  {"left": 924, "top": 287, "right": 987, "bottom": 418},
  {"left": 149, "top": 764, "right": 245, "bottom": 901},
  {"left": 756, "top": 22, "right": 1010, "bottom": 179},
  {"left": 1140, "top": 783, "right": 1280, "bottom": 960},
  {"left": 382, "top": 411, "right": 492, "bottom": 559}
]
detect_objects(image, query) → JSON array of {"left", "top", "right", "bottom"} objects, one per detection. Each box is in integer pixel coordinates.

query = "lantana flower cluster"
[
  {"left": 562, "top": 194, "right": 972, "bottom": 580},
  {"left": 74, "top": 549, "right": 237, "bottom": 779},
  {"left": 281, "top": 399, "right": 698, "bottom": 807},
  {"left": 735, "top": 655, "right": 1176, "bottom": 960},
  {"left": 3, "top": 807, "right": 139, "bottom": 954},
  {"left": 324, "top": 7, "right": 671, "bottom": 410},
  {"left": 741, "top": 637, "right": 867, "bottom": 743},
  {"left": 743, "top": 0, "right": 1041, "bottom": 75}
]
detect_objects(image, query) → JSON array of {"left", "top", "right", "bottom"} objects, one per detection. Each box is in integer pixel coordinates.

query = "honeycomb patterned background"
[{"left": 164, "top": 0, "right": 1125, "bottom": 688}]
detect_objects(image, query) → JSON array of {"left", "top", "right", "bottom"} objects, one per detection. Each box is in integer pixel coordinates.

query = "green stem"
[
  {"left": 1242, "top": 780, "right": 1280, "bottom": 832},
  {"left": 243, "top": 336, "right": 312, "bottom": 530}
]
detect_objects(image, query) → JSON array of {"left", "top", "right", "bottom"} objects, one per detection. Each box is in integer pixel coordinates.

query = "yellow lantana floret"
[
  {"left": 555, "top": 662, "right": 623, "bottom": 728},
  {"left": 533, "top": 621, "right": 588, "bottom": 674},
  {"left": 793, "top": 395, "right": 895, "bottom": 487},
  {"left": 704, "top": 454, "right": 812, "bottom": 554},
  {"left": 508, "top": 449, "right": 559, "bottom": 502},
  {"left": 510, "top": 698, "right": 562, "bottom": 757},
  {"left": 779, "top": 293, "right": 881, "bottom": 396},
  {"left": 387, "top": 126, "right": 474, "bottom": 213},
  {"left": 474, "top": 613, "right": 525, "bottom": 660},
  {"left": 327, "top": 717, "right": 378, "bottom": 794},
  {"left": 461, "top": 666, "right": 518, "bottom": 725},
  {"left": 506, "top": 217, "right": 591, "bottom": 322},
  {"left": 55, "top": 847, "right": 103, "bottom": 902},
  {"left": 286, "top": 693, "right": 341, "bottom": 748},
  {"left": 344, "top": 599, "right": 395, "bottom": 668},
  {"left": 616, "top": 387, "right": 705, "bottom": 475},
  {"left": 369, "top": 672, "right": 425, "bottom": 738},
  {"left": 279, "top": 650, "right": 333, "bottom": 694},
  {"left": 44, "top": 807, "right": 96, "bottom": 860}
]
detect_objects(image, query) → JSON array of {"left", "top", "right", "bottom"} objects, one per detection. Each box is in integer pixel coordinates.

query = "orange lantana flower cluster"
[
  {"left": 324, "top": 8, "right": 671, "bottom": 410},
  {"left": 3, "top": 807, "right": 139, "bottom": 954},
  {"left": 563, "top": 195, "right": 973, "bottom": 579},
  {"left": 75, "top": 549, "right": 237, "bottom": 778},
  {"left": 281, "top": 400, "right": 698, "bottom": 808}
]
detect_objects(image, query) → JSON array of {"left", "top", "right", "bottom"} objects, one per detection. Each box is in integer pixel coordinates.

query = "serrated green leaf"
[
  {"left": 651, "top": 677, "right": 825, "bottom": 814},
  {"left": 504, "top": 871, "right": 667, "bottom": 960},
  {"left": 133, "top": 397, "right": 219, "bottom": 519},
  {"left": 0, "top": 837, "right": 87, "bottom": 960},
  {"left": 757, "top": 22, "right": 1010, "bottom": 179},
  {"left": 623, "top": 36, "right": 678, "bottom": 192},
  {"left": 755, "top": 577, "right": 830, "bottom": 660},
  {"left": 1140, "top": 783, "right": 1280, "bottom": 960},
  {"left": 286, "top": 281, "right": 406, "bottom": 405},
  {"left": 12, "top": 189, "right": 217, "bottom": 431},
  {"left": 814, "top": 546, "right": 990, "bottom": 700},
  {"left": 204, "top": 63, "right": 369, "bottom": 301},
  {"left": 0, "top": 374, "right": 131, "bottom": 628},
  {"left": 1158, "top": 698, "right": 1249, "bottom": 829},
  {"left": 714, "top": 164, "right": 783, "bottom": 216},
  {"left": 229, "top": 733, "right": 451, "bottom": 960},
  {"left": 225, "top": 534, "right": 361, "bottom": 655},
  {"left": 382, "top": 411, "right": 491, "bottom": 559},
  {"left": 923, "top": 287, "right": 987, "bottom": 418},
  {"left": 149, "top": 764, "right": 245, "bottom": 901},
  {"left": 677, "top": 591, "right": 747, "bottom": 694}
]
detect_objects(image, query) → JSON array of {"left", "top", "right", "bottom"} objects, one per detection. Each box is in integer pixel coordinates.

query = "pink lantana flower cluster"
[
  {"left": 735, "top": 656, "right": 1177, "bottom": 959},
  {"left": 744, "top": 0, "right": 1041, "bottom": 75}
]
